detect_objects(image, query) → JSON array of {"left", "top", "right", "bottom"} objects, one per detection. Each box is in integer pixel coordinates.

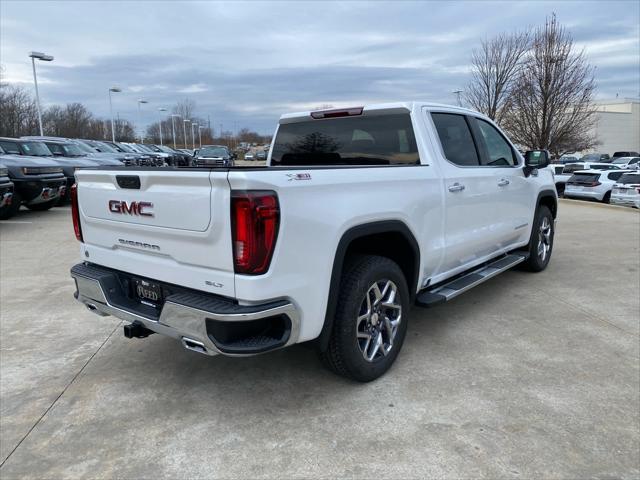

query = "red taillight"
[
  {"left": 310, "top": 106, "right": 363, "bottom": 119},
  {"left": 589, "top": 181, "right": 601, "bottom": 187},
  {"left": 70, "top": 183, "right": 83, "bottom": 242},
  {"left": 231, "top": 191, "right": 279, "bottom": 275}
]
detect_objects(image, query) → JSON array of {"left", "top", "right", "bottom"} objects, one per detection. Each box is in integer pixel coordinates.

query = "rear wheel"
[
  {"left": 602, "top": 191, "right": 611, "bottom": 204},
  {"left": 521, "top": 205, "right": 554, "bottom": 272},
  {"left": 26, "top": 199, "right": 57, "bottom": 211},
  {"left": 319, "top": 255, "right": 409, "bottom": 382}
]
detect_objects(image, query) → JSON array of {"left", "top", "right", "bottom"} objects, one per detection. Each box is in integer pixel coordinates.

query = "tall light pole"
[
  {"left": 137, "top": 99, "right": 148, "bottom": 142},
  {"left": 452, "top": 90, "right": 463, "bottom": 107},
  {"left": 183, "top": 119, "right": 190, "bottom": 150},
  {"left": 170, "top": 114, "right": 180, "bottom": 149},
  {"left": 157, "top": 108, "right": 167, "bottom": 145},
  {"left": 191, "top": 123, "right": 197, "bottom": 150},
  {"left": 108, "top": 87, "right": 121, "bottom": 142},
  {"left": 198, "top": 125, "right": 205, "bottom": 148},
  {"left": 29, "top": 51, "right": 54, "bottom": 136}
]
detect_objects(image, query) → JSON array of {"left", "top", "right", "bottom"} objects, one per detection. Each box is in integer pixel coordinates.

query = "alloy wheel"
[{"left": 356, "top": 279, "right": 402, "bottom": 362}]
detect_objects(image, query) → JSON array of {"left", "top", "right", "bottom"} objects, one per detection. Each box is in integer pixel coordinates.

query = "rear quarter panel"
[{"left": 228, "top": 165, "right": 442, "bottom": 342}]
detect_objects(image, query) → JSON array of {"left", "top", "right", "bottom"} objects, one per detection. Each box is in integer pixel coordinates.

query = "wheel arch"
[
  {"left": 537, "top": 189, "right": 558, "bottom": 218},
  {"left": 317, "top": 220, "right": 420, "bottom": 351}
]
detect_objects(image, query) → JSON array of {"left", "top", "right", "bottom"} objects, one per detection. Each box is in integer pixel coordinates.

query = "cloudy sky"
[{"left": 1, "top": 1, "right": 639, "bottom": 134}]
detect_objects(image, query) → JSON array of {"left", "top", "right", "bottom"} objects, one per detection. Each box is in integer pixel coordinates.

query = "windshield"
[
  {"left": 271, "top": 113, "right": 419, "bottom": 166},
  {"left": 618, "top": 173, "right": 640, "bottom": 184},
  {"left": 115, "top": 143, "right": 134, "bottom": 153},
  {"left": 158, "top": 145, "right": 175, "bottom": 153},
  {"left": 199, "top": 146, "right": 228, "bottom": 157},
  {"left": 92, "top": 141, "right": 118, "bottom": 153},
  {"left": 612, "top": 158, "right": 629, "bottom": 164},
  {"left": 20, "top": 141, "right": 53, "bottom": 156},
  {"left": 62, "top": 144, "right": 85, "bottom": 156},
  {"left": 563, "top": 164, "right": 586, "bottom": 174},
  {"left": 135, "top": 144, "right": 154, "bottom": 153},
  {"left": 581, "top": 154, "right": 601, "bottom": 162},
  {"left": 74, "top": 142, "right": 96, "bottom": 154}
]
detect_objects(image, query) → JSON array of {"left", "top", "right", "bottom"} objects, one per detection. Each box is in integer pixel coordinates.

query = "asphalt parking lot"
[{"left": 0, "top": 200, "right": 638, "bottom": 479}]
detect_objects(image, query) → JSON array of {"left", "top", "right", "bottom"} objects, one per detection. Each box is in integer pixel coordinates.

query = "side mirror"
[{"left": 525, "top": 150, "right": 550, "bottom": 168}]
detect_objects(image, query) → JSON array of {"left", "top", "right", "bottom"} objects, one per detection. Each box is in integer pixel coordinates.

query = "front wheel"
[
  {"left": 319, "top": 255, "right": 410, "bottom": 382},
  {"left": 521, "top": 205, "right": 554, "bottom": 272}
]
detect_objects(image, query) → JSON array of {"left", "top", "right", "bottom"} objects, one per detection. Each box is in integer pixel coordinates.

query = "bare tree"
[
  {"left": 0, "top": 81, "right": 39, "bottom": 137},
  {"left": 464, "top": 30, "right": 530, "bottom": 124},
  {"left": 503, "top": 15, "right": 597, "bottom": 156}
]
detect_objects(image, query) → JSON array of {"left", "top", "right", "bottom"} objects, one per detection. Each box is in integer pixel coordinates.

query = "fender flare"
[
  {"left": 536, "top": 189, "right": 558, "bottom": 218},
  {"left": 317, "top": 220, "right": 420, "bottom": 351}
]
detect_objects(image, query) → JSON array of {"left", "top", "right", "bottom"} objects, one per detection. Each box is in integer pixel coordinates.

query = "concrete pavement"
[{"left": 0, "top": 201, "right": 638, "bottom": 478}]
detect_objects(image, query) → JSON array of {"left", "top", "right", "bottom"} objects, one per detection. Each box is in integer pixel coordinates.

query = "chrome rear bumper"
[{"left": 71, "top": 263, "right": 300, "bottom": 356}]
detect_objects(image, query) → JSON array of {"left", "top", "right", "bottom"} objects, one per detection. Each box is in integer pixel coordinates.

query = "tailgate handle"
[{"left": 116, "top": 175, "right": 141, "bottom": 189}]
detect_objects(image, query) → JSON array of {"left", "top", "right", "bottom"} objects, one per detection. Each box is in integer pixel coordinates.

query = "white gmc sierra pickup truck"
[{"left": 70, "top": 102, "right": 557, "bottom": 381}]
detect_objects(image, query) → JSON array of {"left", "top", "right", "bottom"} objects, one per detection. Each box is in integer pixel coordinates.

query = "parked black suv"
[
  {"left": 0, "top": 144, "right": 66, "bottom": 217},
  {"left": 0, "top": 138, "right": 95, "bottom": 204}
]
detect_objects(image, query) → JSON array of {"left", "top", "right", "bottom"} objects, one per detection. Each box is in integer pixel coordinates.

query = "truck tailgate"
[{"left": 75, "top": 169, "right": 235, "bottom": 297}]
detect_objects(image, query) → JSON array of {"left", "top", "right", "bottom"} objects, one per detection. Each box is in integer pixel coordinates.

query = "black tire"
[
  {"left": 25, "top": 199, "right": 57, "bottom": 211},
  {"left": 319, "top": 255, "right": 410, "bottom": 382},
  {"left": 521, "top": 205, "right": 554, "bottom": 272},
  {"left": 0, "top": 191, "right": 21, "bottom": 220},
  {"left": 602, "top": 191, "right": 611, "bottom": 204}
]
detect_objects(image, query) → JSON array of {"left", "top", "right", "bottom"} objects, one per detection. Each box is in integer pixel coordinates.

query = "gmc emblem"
[{"left": 108, "top": 200, "right": 154, "bottom": 217}]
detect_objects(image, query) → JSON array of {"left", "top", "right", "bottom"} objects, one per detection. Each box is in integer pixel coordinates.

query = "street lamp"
[
  {"left": 29, "top": 51, "right": 54, "bottom": 136},
  {"left": 137, "top": 99, "right": 148, "bottom": 142},
  {"left": 183, "top": 119, "right": 190, "bottom": 150},
  {"left": 158, "top": 108, "right": 167, "bottom": 145},
  {"left": 198, "top": 125, "right": 205, "bottom": 148},
  {"left": 170, "top": 114, "right": 181, "bottom": 149},
  {"left": 191, "top": 123, "right": 197, "bottom": 150},
  {"left": 108, "top": 87, "right": 121, "bottom": 142}
]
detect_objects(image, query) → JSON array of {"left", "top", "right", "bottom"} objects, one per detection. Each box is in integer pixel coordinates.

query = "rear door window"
[
  {"left": 271, "top": 113, "right": 419, "bottom": 166},
  {"left": 431, "top": 113, "right": 479, "bottom": 166}
]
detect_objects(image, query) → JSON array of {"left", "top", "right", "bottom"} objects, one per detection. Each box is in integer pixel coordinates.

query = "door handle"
[
  {"left": 498, "top": 178, "right": 510, "bottom": 187},
  {"left": 448, "top": 183, "right": 465, "bottom": 192}
]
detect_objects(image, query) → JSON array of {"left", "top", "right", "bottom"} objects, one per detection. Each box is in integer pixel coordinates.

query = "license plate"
[{"left": 133, "top": 278, "right": 163, "bottom": 304}]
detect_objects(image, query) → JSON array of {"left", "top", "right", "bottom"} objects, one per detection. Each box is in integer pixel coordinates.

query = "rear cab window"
[{"left": 270, "top": 113, "right": 420, "bottom": 166}]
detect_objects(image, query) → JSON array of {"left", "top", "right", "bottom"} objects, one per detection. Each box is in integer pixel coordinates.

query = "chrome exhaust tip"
[{"left": 181, "top": 337, "right": 208, "bottom": 355}]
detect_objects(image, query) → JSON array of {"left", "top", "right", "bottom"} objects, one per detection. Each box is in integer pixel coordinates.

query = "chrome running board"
[{"left": 416, "top": 254, "right": 526, "bottom": 307}]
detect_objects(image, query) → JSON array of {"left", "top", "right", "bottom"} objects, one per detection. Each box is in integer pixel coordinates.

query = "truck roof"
[{"left": 279, "top": 102, "right": 480, "bottom": 124}]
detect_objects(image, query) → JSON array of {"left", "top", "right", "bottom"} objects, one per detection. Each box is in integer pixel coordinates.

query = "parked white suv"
[
  {"left": 564, "top": 169, "right": 633, "bottom": 203},
  {"left": 610, "top": 157, "right": 640, "bottom": 170},
  {"left": 611, "top": 172, "right": 640, "bottom": 208},
  {"left": 69, "top": 102, "right": 557, "bottom": 381}
]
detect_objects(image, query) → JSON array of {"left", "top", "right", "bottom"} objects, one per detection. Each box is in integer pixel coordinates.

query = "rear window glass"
[
  {"left": 619, "top": 173, "right": 640, "bottom": 184},
  {"left": 607, "top": 171, "right": 625, "bottom": 181},
  {"left": 563, "top": 164, "right": 586, "bottom": 174},
  {"left": 271, "top": 113, "right": 420, "bottom": 166},
  {"left": 554, "top": 166, "right": 564, "bottom": 174},
  {"left": 569, "top": 173, "right": 600, "bottom": 183}
]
